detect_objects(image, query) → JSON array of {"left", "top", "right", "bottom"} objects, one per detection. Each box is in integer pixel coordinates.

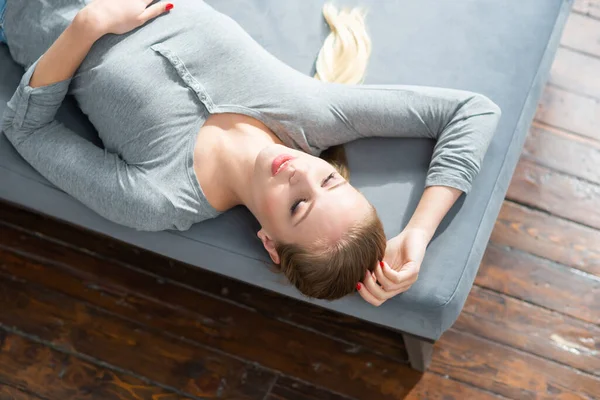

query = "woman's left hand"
[
  {"left": 82, "top": 0, "right": 172, "bottom": 38},
  {"left": 357, "top": 227, "right": 431, "bottom": 306}
]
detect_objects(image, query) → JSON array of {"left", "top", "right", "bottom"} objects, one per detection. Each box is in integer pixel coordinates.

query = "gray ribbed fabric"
[{"left": 0, "top": 0, "right": 501, "bottom": 232}]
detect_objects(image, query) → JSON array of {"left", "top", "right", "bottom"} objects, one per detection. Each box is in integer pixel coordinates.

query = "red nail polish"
[
  {"left": 165, "top": 3, "right": 174, "bottom": 11},
  {"left": 356, "top": 282, "right": 362, "bottom": 290},
  {"left": 380, "top": 261, "right": 385, "bottom": 268}
]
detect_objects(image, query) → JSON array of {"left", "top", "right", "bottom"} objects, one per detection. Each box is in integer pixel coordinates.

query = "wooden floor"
[{"left": 1, "top": 2, "right": 600, "bottom": 399}]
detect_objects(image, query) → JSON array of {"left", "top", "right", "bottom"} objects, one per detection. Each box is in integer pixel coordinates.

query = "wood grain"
[
  {"left": 561, "top": 12, "right": 600, "bottom": 56},
  {"left": 265, "top": 372, "right": 507, "bottom": 400},
  {"left": 431, "top": 329, "right": 600, "bottom": 400},
  {"left": 573, "top": 0, "right": 600, "bottom": 19},
  {"left": 0, "top": 270, "right": 276, "bottom": 400},
  {"left": 490, "top": 201, "right": 600, "bottom": 276},
  {"left": 0, "top": 385, "right": 46, "bottom": 400},
  {"left": 0, "top": 204, "right": 409, "bottom": 362},
  {"left": 454, "top": 286, "right": 600, "bottom": 376},
  {"left": 475, "top": 243, "right": 600, "bottom": 325},
  {"left": 0, "top": 2, "right": 600, "bottom": 399},
  {"left": 535, "top": 85, "right": 600, "bottom": 142},
  {"left": 523, "top": 123, "right": 600, "bottom": 185},
  {"left": 549, "top": 47, "right": 600, "bottom": 99},
  {"left": 0, "top": 331, "right": 190, "bottom": 400},
  {"left": 265, "top": 375, "right": 353, "bottom": 400},
  {"left": 402, "top": 373, "right": 506, "bottom": 400},
  {"left": 0, "top": 232, "right": 421, "bottom": 400},
  {"left": 506, "top": 158, "right": 600, "bottom": 230}
]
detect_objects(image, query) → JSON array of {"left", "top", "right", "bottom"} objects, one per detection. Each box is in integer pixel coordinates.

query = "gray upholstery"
[{"left": 0, "top": 0, "right": 570, "bottom": 340}]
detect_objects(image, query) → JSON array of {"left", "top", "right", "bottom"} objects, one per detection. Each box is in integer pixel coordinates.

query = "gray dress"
[{"left": 0, "top": 0, "right": 501, "bottom": 231}]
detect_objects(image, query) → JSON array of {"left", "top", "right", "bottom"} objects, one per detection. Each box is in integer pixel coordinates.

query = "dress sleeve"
[
  {"left": 1, "top": 56, "right": 177, "bottom": 231},
  {"left": 306, "top": 82, "right": 502, "bottom": 194}
]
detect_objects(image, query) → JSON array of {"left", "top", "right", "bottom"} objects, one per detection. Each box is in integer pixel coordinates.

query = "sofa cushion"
[{"left": 0, "top": 0, "right": 571, "bottom": 340}]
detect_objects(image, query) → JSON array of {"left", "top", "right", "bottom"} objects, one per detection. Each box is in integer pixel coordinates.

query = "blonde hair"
[
  {"left": 314, "top": 3, "right": 372, "bottom": 85},
  {"left": 271, "top": 3, "right": 387, "bottom": 301},
  {"left": 316, "top": 3, "right": 371, "bottom": 180}
]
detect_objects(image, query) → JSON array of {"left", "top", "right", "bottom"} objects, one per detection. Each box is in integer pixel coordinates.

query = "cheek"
[
  {"left": 257, "top": 185, "right": 285, "bottom": 222},
  {"left": 264, "top": 190, "right": 283, "bottom": 217}
]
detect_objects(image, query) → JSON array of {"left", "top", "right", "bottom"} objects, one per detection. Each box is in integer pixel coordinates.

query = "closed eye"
[
  {"left": 290, "top": 198, "right": 306, "bottom": 215},
  {"left": 290, "top": 172, "right": 337, "bottom": 215},
  {"left": 322, "top": 172, "right": 336, "bottom": 186},
  {"left": 292, "top": 176, "right": 349, "bottom": 226}
]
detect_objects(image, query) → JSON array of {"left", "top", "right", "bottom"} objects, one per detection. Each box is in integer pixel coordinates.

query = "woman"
[{"left": 0, "top": 0, "right": 501, "bottom": 304}]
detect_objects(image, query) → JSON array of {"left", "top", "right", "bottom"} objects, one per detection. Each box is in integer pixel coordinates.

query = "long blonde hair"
[
  {"left": 271, "top": 3, "right": 386, "bottom": 301},
  {"left": 316, "top": 3, "right": 371, "bottom": 180}
]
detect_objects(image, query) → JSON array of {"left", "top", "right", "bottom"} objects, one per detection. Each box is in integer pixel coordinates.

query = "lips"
[{"left": 272, "top": 154, "right": 295, "bottom": 176}]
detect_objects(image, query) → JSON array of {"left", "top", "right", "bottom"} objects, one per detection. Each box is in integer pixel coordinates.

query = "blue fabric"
[{"left": 0, "top": 0, "right": 7, "bottom": 44}]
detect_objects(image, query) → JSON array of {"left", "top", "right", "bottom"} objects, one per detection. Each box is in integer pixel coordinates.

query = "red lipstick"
[{"left": 272, "top": 154, "right": 295, "bottom": 176}]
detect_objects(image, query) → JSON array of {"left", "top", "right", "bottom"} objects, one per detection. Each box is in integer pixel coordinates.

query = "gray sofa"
[{"left": 0, "top": 0, "right": 571, "bottom": 371}]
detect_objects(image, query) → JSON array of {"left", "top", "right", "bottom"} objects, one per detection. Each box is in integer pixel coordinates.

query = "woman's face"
[{"left": 251, "top": 144, "right": 371, "bottom": 254}]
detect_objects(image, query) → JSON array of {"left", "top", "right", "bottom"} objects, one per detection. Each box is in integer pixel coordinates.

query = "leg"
[{"left": 402, "top": 333, "right": 434, "bottom": 372}]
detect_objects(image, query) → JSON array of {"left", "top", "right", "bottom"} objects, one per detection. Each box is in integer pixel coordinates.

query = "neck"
[{"left": 197, "top": 114, "right": 284, "bottom": 211}]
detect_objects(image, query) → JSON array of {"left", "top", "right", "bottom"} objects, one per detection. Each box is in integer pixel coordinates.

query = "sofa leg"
[{"left": 402, "top": 333, "right": 434, "bottom": 372}]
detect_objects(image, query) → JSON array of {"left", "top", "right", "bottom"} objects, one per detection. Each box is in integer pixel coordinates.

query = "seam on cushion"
[
  {"left": 0, "top": 162, "right": 61, "bottom": 191},
  {"left": 431, "top": 0, "right": 572, "bottom": 320}
]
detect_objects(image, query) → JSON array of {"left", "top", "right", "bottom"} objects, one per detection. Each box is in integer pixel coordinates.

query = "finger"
[
  {"left": 373, "top": 261, "right": 394, "bottom": 290},
  {"left": 392, "top": 284, "right": 411, "bottom": 296},
  {"left": 382, "top": 260, "right": 419, "bottom": 286},
  {"left": 139, "top": 1, "right": 172, "bottom": 23},
  {"left": 401, "top": 261, "right": 420, "bottom": 283},
  {"left": 380, "top": 260, "right": 405, "bottom": 285},
  {"left": 362, "top": 269, "right": 389, "bottom": 301},
  {"left": 378, "top": 261, "right": 404, "bottom": 291},
  {"left": 381, "top": 262, "right": 407, "bottom": 292},
  {"left": 394, "top": 261, "right": 420, "bottom": 290},
  {"left": 357, "top": 282, "right": 384, "bottom": 306},
  {"left": 394, "top": 283, "right": 415, "bottom": 295}
]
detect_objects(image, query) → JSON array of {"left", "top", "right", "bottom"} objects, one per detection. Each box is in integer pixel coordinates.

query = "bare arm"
[{"left": 405, "top": 185, "right": 462, "bottom": 241}]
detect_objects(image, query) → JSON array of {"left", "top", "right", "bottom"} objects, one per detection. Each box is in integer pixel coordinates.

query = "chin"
[
  {"left": 257, "top": 144, "right": 293, "bottom": 176},
  {"left": 255, "top": 146, "right": 275, "bottom": 179},
  {"left": 253, "top": 145, "right": 277, "bottom": 192}
]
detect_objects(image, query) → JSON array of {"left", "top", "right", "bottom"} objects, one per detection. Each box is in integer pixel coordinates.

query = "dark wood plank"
[
  {"left": 266, "top": 375, "right": 353, "bottom": 400},
  {"left": 0, "top": 230, "right": 421, "bottom": 400},
  {"left": 0, "top": 204, "right": 409, "bottom": 363},
  {"left": 403, "top": 373, "right": 506, "bottom": 400},
  {"left": 535, "top": 85, "right": 600, "bottom": 142},
  {"left": 0, "top": 385, "right": 46, "bottom": 400},
  {"left": 574, "top": 0, "right": 600, "bottom": 19},
  {"left": 506, "top": 158, "right": 600, "bottom": 230},
  {"left": 549, "top": 47, "right": 600, "bottom": 99},
  {"left": 490, "top": 201, "right": 600, "bottom": 277},
  {"left": 0, "top": 330, "right": 189, "bottom": 400},
  {"left": 266, "top": 371, "right": 507, "bottom": 400},
  {"left": 0, "top": 220, "right": 510, "bottom": 400},
  {"left": 0, "top": 271, "right": 276, "bottom": 400},
  {"left": 561, "top": 12, "right": 600, "bottom": 56},
  {"left": 523, "top": 123, "right": 600, "bottom": 185},
  {"left": 431, "top": 329, "right": 600, "bottom": 400},
  {"left": 455, "top": 286, "right": 600, "bottom": 376},
  {"left": 474, "top": 243, "right": 600, "bottom": 325}
]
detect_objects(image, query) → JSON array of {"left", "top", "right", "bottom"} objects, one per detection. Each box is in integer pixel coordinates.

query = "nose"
[{"left": 289, "top": 163, "right": 308, "bottom": 186}]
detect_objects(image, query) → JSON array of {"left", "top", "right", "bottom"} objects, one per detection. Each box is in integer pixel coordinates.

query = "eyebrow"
[{"left": 293, "top": 181, "right": 349, "bottom": 227}]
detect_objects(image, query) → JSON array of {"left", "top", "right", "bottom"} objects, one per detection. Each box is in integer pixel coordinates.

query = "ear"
[{"left": 257, "top": 228, "right": 280, "bottom": 264}]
